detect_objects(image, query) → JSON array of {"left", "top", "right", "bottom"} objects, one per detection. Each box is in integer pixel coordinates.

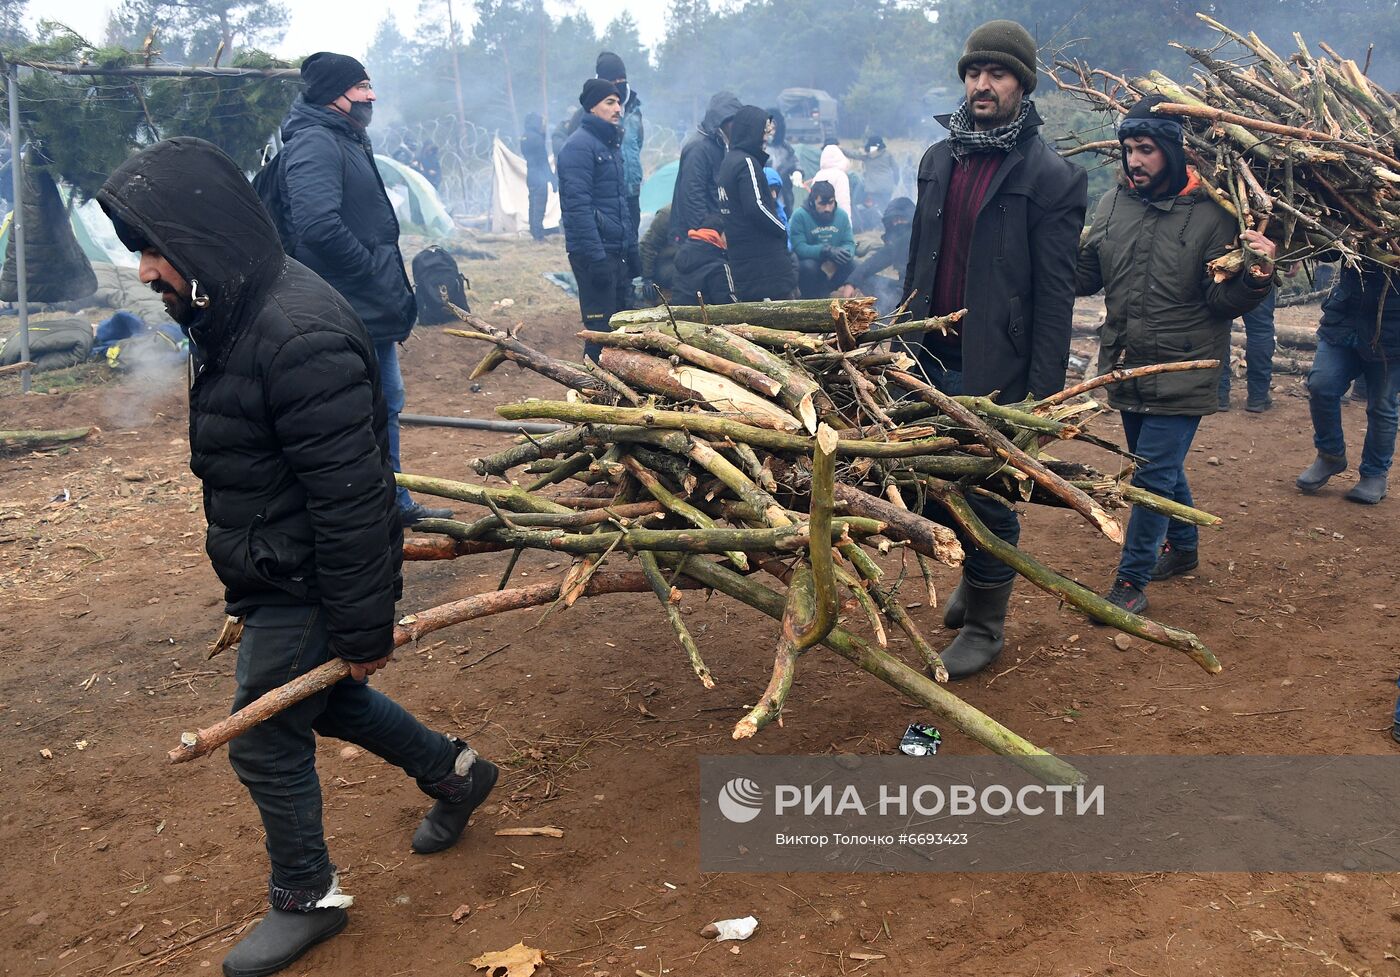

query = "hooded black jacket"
[
  {"left": 279, "top": 97, "right": 416, "bottom": 344},
  {"left": 97, "top": 137, "right": 403, "bottom": 663},
  {"left": 850, "top": 196, "right": 915, "bottom": 291},
  {"left": 902, "top": 103, "right": 1088, "bottom": 402},
  {"left": 717, "top": 105, "right": 797, "bottom": 301},
  {"left": 670, "top": 92, "right": 743, "bottom": 239}
]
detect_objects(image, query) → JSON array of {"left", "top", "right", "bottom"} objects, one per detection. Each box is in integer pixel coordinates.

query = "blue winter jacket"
[
  {"left": 1318, "top": 266, "right": 1400, "bottom": 361},
  {"left": 279, "top": 97, "right": 416, "bottom": 344},
  {"left": 557, "top": 113, "right": 638, "bottom": 264}
]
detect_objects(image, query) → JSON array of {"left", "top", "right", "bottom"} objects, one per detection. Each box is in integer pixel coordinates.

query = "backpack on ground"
[{"left": 412, "top": 246, "right": 470, "bottom": 325}]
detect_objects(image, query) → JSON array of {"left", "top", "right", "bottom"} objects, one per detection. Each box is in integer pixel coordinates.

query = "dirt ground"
[{"left": 3, "top": 240, "right": 1399, "bottom": 977}]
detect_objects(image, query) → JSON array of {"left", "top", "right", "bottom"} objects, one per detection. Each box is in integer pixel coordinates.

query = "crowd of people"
[{"left": 76, "top": 21, "right": 1400, "bottom": 977}]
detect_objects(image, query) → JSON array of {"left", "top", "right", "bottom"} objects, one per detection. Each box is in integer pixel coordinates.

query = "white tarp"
[{"left": 490, "top": 137, "right": 560, "bottom": 234}]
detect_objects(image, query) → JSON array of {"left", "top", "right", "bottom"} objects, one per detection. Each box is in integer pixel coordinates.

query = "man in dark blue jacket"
[
  {"left": 1297, "top": 266, "right": 1400, "bottom": 504},
  {"left": 558, "top": 79, "right": 638, "bottom": 361},
  {"left": 98, "top": 137, "right": 496, "bottom": 977},
  {"left": 279, "top": 52, "right": 449, "bottom": 527}
]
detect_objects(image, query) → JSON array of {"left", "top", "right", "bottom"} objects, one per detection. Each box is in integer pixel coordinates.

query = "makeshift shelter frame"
[{"left": 0, "top": 57, "right": 300, "bottom": 394}]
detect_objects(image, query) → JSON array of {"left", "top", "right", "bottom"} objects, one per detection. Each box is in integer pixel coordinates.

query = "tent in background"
[
  {"left": 638, "top": 160, "right": 678, "bottom": 216},
  {"left": 374, "top": 155, "right": 455, "bottom": 236},
  {"left": 489, "top": 137, "right": 560, "bottom": 234}
]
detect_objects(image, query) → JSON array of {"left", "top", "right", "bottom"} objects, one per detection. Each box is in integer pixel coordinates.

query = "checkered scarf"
[{"left": 946, "top": 97, "right": 1034, "bottom": 160}]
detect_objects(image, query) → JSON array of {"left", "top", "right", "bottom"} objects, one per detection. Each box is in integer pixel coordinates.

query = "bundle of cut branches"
[
  {"left": 1053, "top": 14, "right": 1400, "bottom": 274},
  {"left": 171, "top": 297, "right": 1226, "bottom": 780}
]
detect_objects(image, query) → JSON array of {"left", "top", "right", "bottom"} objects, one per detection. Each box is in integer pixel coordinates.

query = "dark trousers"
[
  {"left": 527, "top": 182, "right": 548, "bottom": 241},
  {"left": 627, "top": 194, "right": 641, "bottom": 239},
  {"left": 918, "top": 365, "right": 1020, "bottom": 587},
  {"left": 228, "top": 604, "right": 456, "bottom": 906},
  {"left": 797, "top": 256, "right": 852, "bottom": 299},
  {"left": 1307, "top": 335, "right": 1400, "bottom": 478},
  {"left": 1115, "top": 412, "right": 1203, "bottom": 588},
  {"left": 569, "top": 252, "right": 631, "bottom": 362},
  {"left": 1219, "top": 285, "right": 1276, "bottom": 403}
]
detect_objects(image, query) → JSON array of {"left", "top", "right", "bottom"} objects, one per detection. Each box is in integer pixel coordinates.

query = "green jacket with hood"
[{"left": 1076, "top": 176, "right": 1271, "bottom": 415}]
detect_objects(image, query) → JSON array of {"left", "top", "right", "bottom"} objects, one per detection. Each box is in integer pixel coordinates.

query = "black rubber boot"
[
  {"left": 412, "top": 743, "right": 499, "bottom": 855},
  {"left": 1345, "top": 475, "right": 1388, "bottom": 505},
  {"left": 942, "top": 579, "right": 968, "bottom": 630},
  {"left": 938, "top": 580, "right": 1013, "bottom": 679},
  {"left": 222, "top": 908, "right": 347, "bottom": 977},
  {"left": 1296, "top": 452, "right": 1347, "bottom": 494}
]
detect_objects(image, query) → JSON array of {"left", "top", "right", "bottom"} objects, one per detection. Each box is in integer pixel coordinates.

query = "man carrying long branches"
[
  {"left": 1076, "top": 96, "right": 1275, "bottom": 615},
  {"left": 98, "top": 138, "right": 497, "bottom": 977},
  {"left": 900, "top": 19, "right": 1087, "bottom": 679}
]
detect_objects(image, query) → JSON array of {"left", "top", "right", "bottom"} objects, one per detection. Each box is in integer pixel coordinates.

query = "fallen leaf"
[
  {"left": 469, "top": 942, "right": 544, "bottom": 977},
  {"left": 849, "top": 951, "right": 886, "bottom": 961},
  {"left": 494, "top": 826, "right": 564, "bottom": 838},
  {"left": 451, "top": 904, "right": 473, "bottom": 923}
]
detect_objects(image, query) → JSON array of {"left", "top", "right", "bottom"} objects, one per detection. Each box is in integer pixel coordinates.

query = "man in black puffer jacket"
[
  {"left": 558, "top": 79, "right": 639, "bottom": 361},
  {"left": 717, "top": 104, "right": 797, "bottom": 301},
  {"left": 670, "top": 90, "right": 742, "bottom": 242},
  {"left": 279, "top": 52, "right": 448, "bottom": 527},
  {"left": 98, "top": 138, "right": 496, "bottom": 977}
]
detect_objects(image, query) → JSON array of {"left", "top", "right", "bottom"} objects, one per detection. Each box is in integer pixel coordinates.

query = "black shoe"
[
  {"left": 401, "top": 501, "right": 454, "bottom": 527},
  {"left": 1392, "top": 722, "right": 1400, "bottom": 746},
  {"left": 1104, "top": 579, "right": 1148, "bottom": 616},
  {"left": 1217, "top": 397, "right": 1232, "bottom": 412},
  {"left": 937, "top": 580, "right": 1013, "bottom": 679},
  {"left": 1245, "top": 395, "right": 1273, "bottom": 413},
  {"left": 222, "top": 908, "right": 347, "bottom": 977},
  {"left": 1296, "top": 452, "right": 1347, "bottom": 494},
  {"left": 942, "top": 579, "right": 967, "bottom": 630},
  {"left": 1345, "top": 475, "right": 1388, "bottom": 504},
  {"left": 412, "top": 746, "right": 499, "bottom": 855},
  {"left": 1151, "top": 542, "right": 1199, "bottom": 581}
]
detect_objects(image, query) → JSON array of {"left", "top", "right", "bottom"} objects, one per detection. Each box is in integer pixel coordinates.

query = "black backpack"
[
  {"left": 412, "top": 246, "right": 470, "bottom": 325},
  {"left": 251, "top": 147, "right": 297, "bottom": 253}
]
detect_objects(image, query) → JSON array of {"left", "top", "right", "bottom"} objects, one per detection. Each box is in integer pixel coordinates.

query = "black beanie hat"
[
  {"left": 958, "top": 20, "right": 1038, "bottom": 94},
  {"left": 596, "top": 51, "right": 626, "bottom": 80},
  {"left": 301, "top": 52, "right": 369, "bottom": 106},
  {"left": 580, "top": 78, "right": 620, "bottom": 111}
]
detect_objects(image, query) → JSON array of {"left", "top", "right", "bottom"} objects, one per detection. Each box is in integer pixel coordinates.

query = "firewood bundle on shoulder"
[{"left": 1054, "top": 14, "right": 1400, "bottom": 274}]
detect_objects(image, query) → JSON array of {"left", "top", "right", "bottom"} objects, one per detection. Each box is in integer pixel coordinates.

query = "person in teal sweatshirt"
[{"left": 789, "top": 180, "right": 856, "bottom": 298}]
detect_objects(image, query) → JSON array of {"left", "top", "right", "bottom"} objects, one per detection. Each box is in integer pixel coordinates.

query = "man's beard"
[
  {"left": 1130, "top": 167, "right": 1170, "bottom": 198},
  {"left": 969, "top": 90, "right": 1019, "bottom": 129},
  {"left": 813, "top": 207, "right": 835, "bottom": 226},
  {"left": 151, "top": 279, "right": 196, "bottom": 325}
]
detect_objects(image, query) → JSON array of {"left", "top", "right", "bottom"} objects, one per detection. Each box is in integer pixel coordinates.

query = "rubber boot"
[
  {"left": 1296, "top": 452, "right": 1347, "bottom": 494},
  {"left": 942, "top": 579, "right": 968, "bottom": 630},
  {"left": 412, "top": 741, "right": 499, "bottom": 855},
  {"left": 222, "top": 908, "right": 347, "bottom": 977},
  {"left": 938, "top": 580, "right": 1013, "bottom": 679},
  {"left": 1345, "top": 475, "right": 1388, "bottom": 505}
]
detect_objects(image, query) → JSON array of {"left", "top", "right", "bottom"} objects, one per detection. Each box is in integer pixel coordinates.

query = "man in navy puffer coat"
[
  {"left": 558, "top": 78, "right": 639, "bottom": 361},
  {"left": 279, "top": 52, "right": 448, "bottom": 527}
]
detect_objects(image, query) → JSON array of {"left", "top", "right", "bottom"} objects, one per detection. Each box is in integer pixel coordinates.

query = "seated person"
[{"left": 788, "top": 180, "right": 855, "bottom": 299}]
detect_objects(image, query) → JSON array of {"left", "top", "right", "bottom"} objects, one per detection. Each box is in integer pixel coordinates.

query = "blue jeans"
[
  {"left": 918, "top": 366, "right": 1020, "bottom": 587},
  {"left": 1306, "top": 336, "right": 1400, "bottom": 478},
  {"left": 1116, "top": 412, "right": 1203, "bottom": 588},
  {"left": 1219, "top": 286, "right": 1276, "bottom": 403},
  {"left": 228, "top": 605, "right": 458, "bottom": 908},
  {"left": 372, "top": 340, "right": 414, "bottom": 509}
]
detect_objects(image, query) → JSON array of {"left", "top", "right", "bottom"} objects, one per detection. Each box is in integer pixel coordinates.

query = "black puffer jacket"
[
  {"left": 670, "top": 91, "right": 743, "bottom": 239},
  {"left": 280, "top": 98, "right": 416, "bottom": 344},
  {"left": 717, "top": 105, "right": 796, "bottom": 301},
  {"left": 902, "top": 104, "right": 1088, "bottom": 402},
  {"left": 97, "top": 137, "right": 402, "bottom": 663}
]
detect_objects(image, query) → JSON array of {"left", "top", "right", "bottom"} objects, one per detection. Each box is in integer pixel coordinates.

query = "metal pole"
[
  {"left": 398, "top": 413, "right": 566, "bottom": 435},
  {"left": 8, "top": 62, "right": 29, "bottom": 394}
]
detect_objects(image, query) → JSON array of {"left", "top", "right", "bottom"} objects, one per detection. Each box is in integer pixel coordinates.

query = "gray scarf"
[{"left": 946, "top": 98, "right": 1034, "bottom": 160}]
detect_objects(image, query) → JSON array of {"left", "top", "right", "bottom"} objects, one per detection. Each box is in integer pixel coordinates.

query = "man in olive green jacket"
[{"left": 1076, "top": 96, "right": 1274, "bottom": 615}]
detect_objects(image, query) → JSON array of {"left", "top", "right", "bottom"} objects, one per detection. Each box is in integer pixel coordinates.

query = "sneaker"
[
  {"left": 1245, "top": 395, "right": 1273, "bottom": 413},
  {"left": 1104, "top": 579, "right": 1148, "bottom": 616},
  {"left": 1151, "top": 542, "right": 1199, "bottom": 581},
  {"left": 401, "top": 501, "right": 454, "bottom": 527}
]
